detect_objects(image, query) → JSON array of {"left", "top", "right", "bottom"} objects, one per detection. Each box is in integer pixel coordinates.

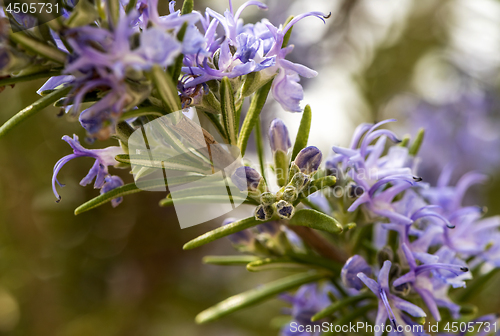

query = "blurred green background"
[{"left": 2, "top": 0, "right": 500, "bottom": 335}]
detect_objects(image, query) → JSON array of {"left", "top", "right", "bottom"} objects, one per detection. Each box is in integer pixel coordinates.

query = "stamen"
[{"left": 380, "top": 289, "right": 397, "bottom": 328}]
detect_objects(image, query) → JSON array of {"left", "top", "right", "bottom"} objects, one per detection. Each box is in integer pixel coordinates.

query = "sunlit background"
[{"left": 1, "top": 0, "right": 500, "bottom": 335}]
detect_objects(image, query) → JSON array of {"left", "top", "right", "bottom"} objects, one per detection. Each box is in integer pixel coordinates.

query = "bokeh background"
[{"left": 1, "top": 0, "right": 500, "bottom": 335}]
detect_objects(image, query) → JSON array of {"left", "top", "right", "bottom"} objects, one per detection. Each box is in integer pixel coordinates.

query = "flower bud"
[
  {"left": 341, "top": 255, "right": 372, "bottom": 290},
  {"left": 231, "top": 166, "right": 262, "bottom": 191},
  {"left": 294, "top": 146, "right": 322, "bottom": 174},
  {"left": 269, "top": 119, "right": 291, "bottom": 153},
  {"left": 274, "top": 200, "right": 295, "bottom": 219},
  {"left": 269, "top": 119, "right": 292, "bottom": 187}
]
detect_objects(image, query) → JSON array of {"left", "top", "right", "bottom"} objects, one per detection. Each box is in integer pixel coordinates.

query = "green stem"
[{"left": 0, "top": 86, "right": 71, "bottom": 139}]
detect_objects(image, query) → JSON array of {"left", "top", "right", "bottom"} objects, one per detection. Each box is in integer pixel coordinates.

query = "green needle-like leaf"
[
  {"left": 0, "top": 86, "right": 71, "bottom": 139},
  {"left": 183, "top": 216, "right": 270, "bottom": 250},
  {"left": 9, "top": 31, "right": 67, "bottom": 64},
  {"left": 311, "top": 292, "right": 372, "bottom": 321},
  {"left": 74, "top": 176, "right": 205, "bottom": 215},
  {"left": 125, "top": 0, "right": 138, "bottom": 13},
  {"left": 169, "top": 22, "right": 188, "bottom": 82},
  {"left": 289, "top": 209, "right": 343, "bottom": 235},
  {"left": 195, "top": 271, "right": 329, "bottom": 324},
  {"left": 150, "top": 65, "right": 181, "bottom": 112},
  {"left": 0, "top": 69, "right": 62, "bottom": 86},
  {"left": 237, "top": 79, "right": 273, "bottom": 156},
  {"left": 282, "top": 16, "right": 294, "bottom": 47},
  {"left": 220, "top": 77, "right": 237, "bottom": 145},
  {"left": 181, "top": 0, "right": 194, "bottom": 14},
  {"left": 254, "top": 119, "right": 266, "bottom": 181},
  {"left": 409, "top": 128, "right": 425, "bottom": 156},
  {"left": 203, "top": 255, "right": 260, "bottom": 266},
  {"left": 107, "top": 0, "right": 120, "bottom": 28},
  {"left": 247, "top": 257, "right": 311, "bottom": 272},
  {"left": 291, "top": 104, "right": 312, "bottom": 161}
]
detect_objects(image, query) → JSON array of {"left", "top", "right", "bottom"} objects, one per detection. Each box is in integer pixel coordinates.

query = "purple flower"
[
  {"left": 261, "top": 12, "right": 329, "bottom": 112},
  {"left": 280, "top": 283, "right": 336, "bottom": 336},
  {"left": 52, "top": 135, "right": 124, "bottom": 203},
  {"left": 182, "top": 2, "right": 329, "bottom": 112},
  {"left": 357, "top": 260, "right": 426, "bottom": 335},
  {"left": 327, "top": 120, "right": 422, "bottom": 224},
  {"left": 269, "top": 118, "right": 291, "bottom": 153},
  {"left": 341, "top": 255, "right": 372, "bottom": 290},
  {"left": 45, "top": 2, "right": 198, "bottom": 139},
  {"left": 182, "top": 1, "right": 275, "bottom": 86},
  {"left": 393, "top": 244, "right": 470, "bottom": 321}
]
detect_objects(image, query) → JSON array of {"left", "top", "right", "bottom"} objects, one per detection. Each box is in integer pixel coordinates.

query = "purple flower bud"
[
  {"left": 295, "top": 146, "right": 322, "bottom": 174},
  {"left": 269, "top": 118, "right": 291, "bottom": 153},
  {"left": 341, "top": 255, "right": 372, "bottom": 290},
  {"left": 222, "top": 218, "right": 254, "bottom": 245},
  {"left": 231, "top": 166, "right": 262, "bottom": 191}
]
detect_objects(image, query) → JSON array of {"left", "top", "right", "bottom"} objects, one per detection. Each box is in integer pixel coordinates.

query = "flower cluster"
[
  {"left": 0, "top": 0, "right": 330, "bottom": 203},
  {"left": 221, "top": 119, "right": 500, "bottom": 335}
]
